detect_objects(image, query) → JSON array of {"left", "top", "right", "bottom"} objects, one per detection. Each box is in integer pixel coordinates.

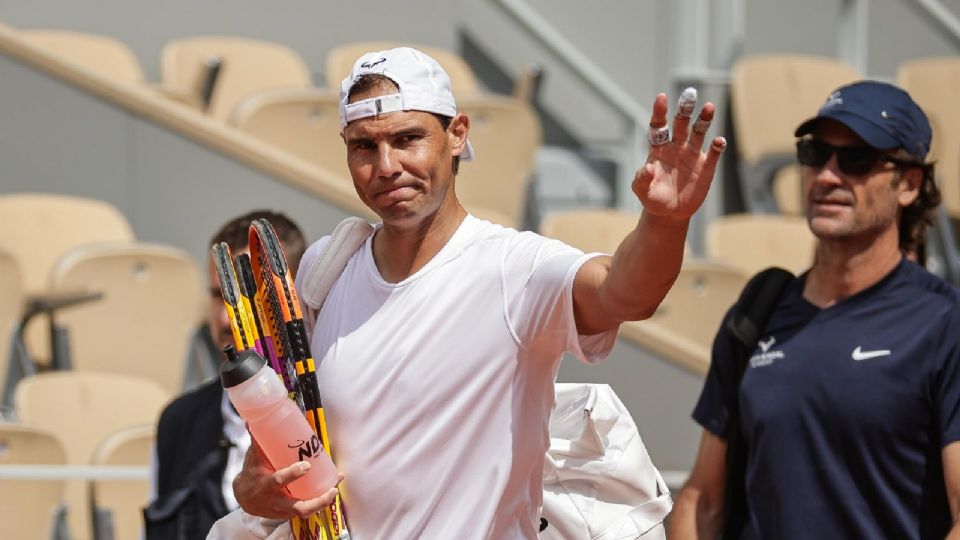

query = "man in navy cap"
[{"left": 669, "top": 81, "right": 960, "bottom": 539}]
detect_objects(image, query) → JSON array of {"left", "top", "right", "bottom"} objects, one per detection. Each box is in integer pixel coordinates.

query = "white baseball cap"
[{"left": 338, "top": 47, "right": 475, "bottom": 161}]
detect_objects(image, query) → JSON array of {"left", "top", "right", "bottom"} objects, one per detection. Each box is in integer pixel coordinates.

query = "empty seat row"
[
  {"left": 0, "top": 193, "right": 202, "bottom": 401},
  {"left": 20, "top": 29, "right": 482, "bottom": 120},
  {"left": 18, "top": 29, "right": 542, "bottom": 229},
  {"left": 1, "top": 371, "right": 167, "bottom": 540}
]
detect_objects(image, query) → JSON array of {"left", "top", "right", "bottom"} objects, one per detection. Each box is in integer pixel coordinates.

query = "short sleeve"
[
  {"left": 934, "top": 308, "right": 960, "bottom": 447},
  {"left": 692, "top": 307, "right": 742, "bottom": 439},
  {"left": 501, "top": 232, "right": 618, "bottom": 364}
]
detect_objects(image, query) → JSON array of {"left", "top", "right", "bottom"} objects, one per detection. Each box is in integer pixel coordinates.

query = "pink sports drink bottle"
[{"left": 221, "top": 346, "right": 338, "bottom": 499}]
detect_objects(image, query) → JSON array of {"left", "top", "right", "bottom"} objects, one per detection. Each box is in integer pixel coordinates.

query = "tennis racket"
[{"left": 248, "top": 218, "right": 350, "bottom": 540}]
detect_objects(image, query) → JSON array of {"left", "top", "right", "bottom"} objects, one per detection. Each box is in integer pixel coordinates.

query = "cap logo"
[
  {"left": 360, "top": 58, "right": 387, "bottom": 69},
  {"left": 822, "top": 91, "right": 843, "bottom": 110}
]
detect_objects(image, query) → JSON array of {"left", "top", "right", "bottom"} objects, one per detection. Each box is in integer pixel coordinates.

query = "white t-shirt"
[{"left": 296, "top": 215, "right": 617, "bottom": 539}]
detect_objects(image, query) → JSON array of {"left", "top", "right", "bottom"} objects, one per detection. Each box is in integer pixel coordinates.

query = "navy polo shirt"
[{"left": 694, "top": 259, "right": 960, "bottom": 539}]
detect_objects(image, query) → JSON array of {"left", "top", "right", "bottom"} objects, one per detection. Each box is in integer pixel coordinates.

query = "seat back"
[
  {"left": 731, "top": 54, "right": 861, "bottom": 165},
  {"left": 21, "top": 29, "right": 144, "bottom": 84},
  {"left": 0, "top": 193, "right": 135, "bottom": 364},
  {"left": 14, "top": 371, "right": 170, "bottom": 540},
  {"left": 645, "top": 262, "right": 749, "bottom": 348},
  {"left": 0, "top": 251, "right": 23, "bottom": 401},
  {"left": 326, "top": 41, "right": 479, "bottom": 95},
  {"left": 706, "top": 214, "right": 816, "bottom": 276},
  {"left": 161, "top": 36, "right": 313, "bottom": 121},
  {"left": 456, "top": 95, "right": 541, "bottom": 228},
  {"left": 897, "top": 57, "right": 960, "bottom": 219},
  {"left": 619, "top": 262, "right": 749, "bottom": 374},
  {"left": 540, "top": 209, "right": 641, "bottom": 255},
  {"left": 50, "top": 243, "right": 201, "bottom": 393},
  {"left": 0, "top": 193, "right": 135, "bottom": 295},
  {"left": 772, "top": 164, "right": 805, "bottom": 216},
  {"left": 230, "top": 88, "right": 348, "bottom": 180},
  {"left": 0, "top": 424, "right": 68, "bottom": 539},
  {"left": 91, "top": 425, "right": 155, "bottom": 540}
]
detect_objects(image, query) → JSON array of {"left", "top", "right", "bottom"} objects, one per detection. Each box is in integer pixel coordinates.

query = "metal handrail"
[
  {"left": 908, "top": 0, "right": 960, "bottom": 47},
  {"left": 494, "top": 0, "right": 651, "bottom": 209},
  {"left": 495, "top": 0, "right": 647, "bottom": 122},
  {"left": 0, "top": 464, "right": 149, "bottom": 480}
]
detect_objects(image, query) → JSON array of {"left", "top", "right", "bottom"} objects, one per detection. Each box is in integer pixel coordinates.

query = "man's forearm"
[
  {"left": 668, "top": 485, "right": 724, "bottom": 539},
  {"left": 598, "top": 211, "right": 689, "bottom": 322}
]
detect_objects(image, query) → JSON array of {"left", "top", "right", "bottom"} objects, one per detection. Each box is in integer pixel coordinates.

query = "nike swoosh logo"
[
  {"left": 852, "top": 346, "right": 891, "bottom": 361},
  {"left": 758, "top": 337, "right": 776, "bottom": 352}
]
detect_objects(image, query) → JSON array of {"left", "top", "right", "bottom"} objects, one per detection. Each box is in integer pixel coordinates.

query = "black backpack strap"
[
  {"left": 721, "top": 266, "right": 794, "bottom": 540},
  {"left": 726, "top": 267, "right": 796, "bottom": 350}
]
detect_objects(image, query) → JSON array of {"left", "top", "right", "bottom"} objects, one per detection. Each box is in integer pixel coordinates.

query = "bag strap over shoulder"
[
  {"left": 726, "top": 266, "right": 795, "bottom": 352},
  {"left": 300, "top": 217, "right": 374, "bottom": 337},
  {"left": 721, "top": 266, "right": 794, "bottom": 540}
]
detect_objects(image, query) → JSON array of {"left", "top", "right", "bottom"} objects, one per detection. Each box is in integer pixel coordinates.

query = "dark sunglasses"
[{"left": 796, "top": 139, "right": 915, "bottom": 176}]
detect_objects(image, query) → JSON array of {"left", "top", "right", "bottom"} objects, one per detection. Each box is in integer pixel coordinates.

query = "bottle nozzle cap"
[{"left": 219, "top": 346, "right": 267, "bottom": 388}]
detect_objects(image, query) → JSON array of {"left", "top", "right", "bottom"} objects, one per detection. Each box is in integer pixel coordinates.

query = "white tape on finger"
[
  {"left": 676, "top": 87, "right": 697, "bottom": 118},
  {"left": 648, "top": 125, "right": 670, "bottom": 146},
  {"left": 693, "top": 118, "right": 711, "bottom": 134}
]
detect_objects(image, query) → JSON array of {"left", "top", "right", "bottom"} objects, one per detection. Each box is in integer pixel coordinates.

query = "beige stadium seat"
[
  {"left": 731, "top": 55, "right": 860, "bottom": 213},
  {"left": 772, "top": 164, "right": 805, "bottom": 216},
  {"left": 20, "top": 29, "right": 144, "bottom": 84},
  {"left": 91, "top": 425, "right": 154, "bottom": 540},
  {"left": 0, "top": 424, "right": 68, "bottom": 539},
  {"left": 706, "top": 214, "right": 816, "bottom": 276},
  {"left": 540, "top": 209, "right": 641, "bottom": 255},
  {"left": 456, "top": 95, "right": 541, "bottom": 229},
  {"left": 49, "top": 243, "right": 201, "bottom": 393},
  {"left": 326, "top": 41, "right": 479, "bottom": 95},
  {"left": 897, "top": 57, "right": 960, "bottom": 220},
  {"left": 0, "top": 251, "right": 24, "bottom": 404},
  {"left": 0, "top": 194, "right": 134, "bottom": 295},
  {"left": 621, "top": 262, "right": 749, "bottom": 375},
  {"left": 14, "top": 372, "right": 170, "bottom": 540},
  {"left": 18, "top": 29, "right": 200, "bottom": 109},
  {"left": 161, "top": 36, "right": 313, "bottom": 121},
  {"left": 0, "top": 193, "right": 135, "bottom": 367},
  {"left": 230, "top": 88, "right": 348, "bottom": 180}
]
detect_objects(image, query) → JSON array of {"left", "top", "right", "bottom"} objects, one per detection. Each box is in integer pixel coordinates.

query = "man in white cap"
[{"left": 215, "top": 46, "right": 726, "bottom": 539}]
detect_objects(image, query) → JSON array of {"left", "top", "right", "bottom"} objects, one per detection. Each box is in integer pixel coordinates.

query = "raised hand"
[
  {"left": 634, "top": 88, "right": 726, "bottom": 220},
  {"left": 233, "top": 438, "right": 342, "bottom": 519}
]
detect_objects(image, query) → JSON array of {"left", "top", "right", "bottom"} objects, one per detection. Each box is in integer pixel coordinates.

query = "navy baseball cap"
[{"left": 795, "top": 80, "right": 932, "bottom": 163}]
